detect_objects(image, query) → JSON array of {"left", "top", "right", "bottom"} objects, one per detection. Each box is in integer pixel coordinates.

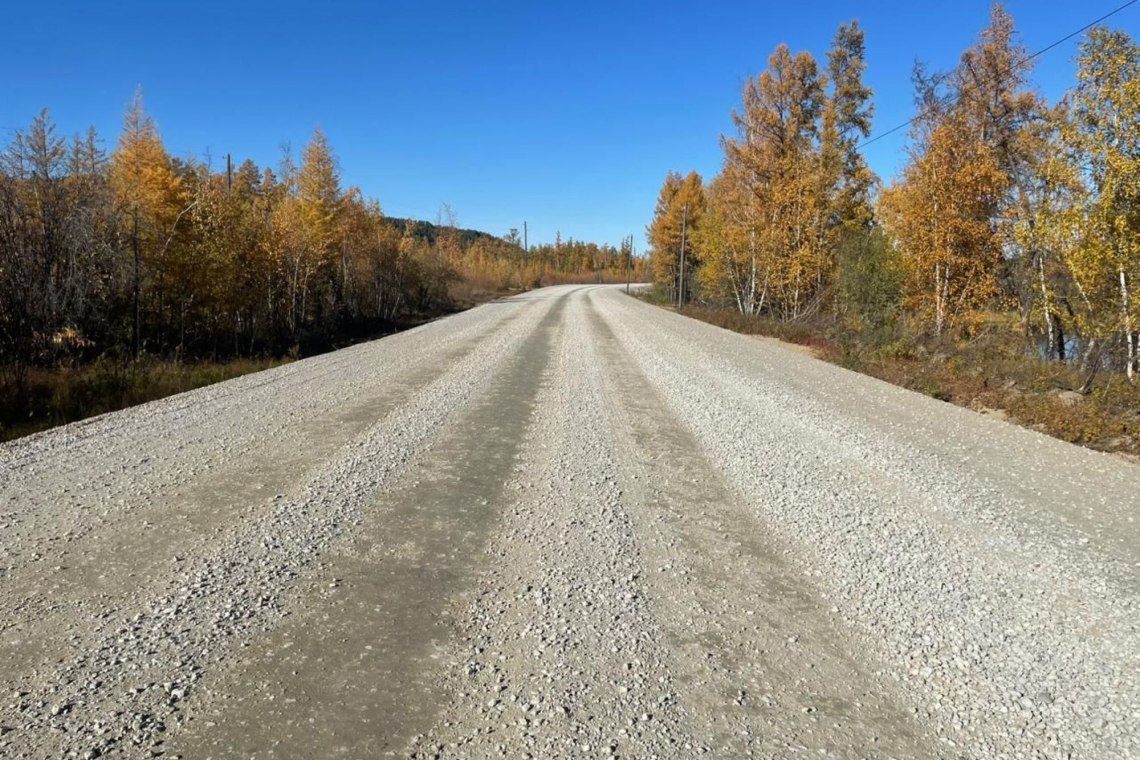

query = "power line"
[{"left": 858, "top": 0, "right": 1140, "bottom": 149}]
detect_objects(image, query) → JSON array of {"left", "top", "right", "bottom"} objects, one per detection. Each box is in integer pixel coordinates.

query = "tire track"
[
  {"left": 167, "top": 291, "right": 566, "bottom": 759},
  {"left": 587, "top": 298, "right": 938, "bottom": 758},
  {"left": 593, "top": 287, "right": 1140, "bottom": 759}
]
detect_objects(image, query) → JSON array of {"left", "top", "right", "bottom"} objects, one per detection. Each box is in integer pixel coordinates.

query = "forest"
[
  {"left": 647, "top": 5, "right": 1140, "bottom": 450},
  {"left": 0, "top": 97, "right": 642, "bottom": 438}
]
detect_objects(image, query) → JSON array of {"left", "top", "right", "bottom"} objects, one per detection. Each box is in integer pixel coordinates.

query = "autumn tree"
[
  {"left": 958, "top": 6, "right": 1051, "bottom": 339},
  {"left": 267, "top": 143, "right": 322, "bottom": 335},
  {"left": 694, "top": 165, "right": 767, "bottom": 315},
  {"left": 298, "top": 128, "right": 344, "bottom": 322},
  {"left": 1003, "top": 106, "right": 1085, "bottom": 362},
  {"left": 1056, "top": 27, "right": 1140, "bottom": 378},
  {"left": 0, "top": 110, "right": 115, "bottom": 391},
  {"left": 0, "top": 110, "right": 70, "bottom": 366},
  {"left": 0, "top": 87, "right": 658, "bottom": 422},
  {"left": 182, "top": 157, "right": 271, "bottom": 354},
  {"left": 740, "top": 43, "right": 826, "bottom": 318},
  {"left": 701, "top": 41, "right": 834, "bottom": 320},
  {"left": 880, "top": 6, "right": 1040, "bottom": 336},
  {"left": 110, "top": 90, "right": 189, "bottom": 355},
  {"left": 880, "top": 114, "right": 1005, "bottom": 335},
  {"left": 647, "top": 170, "right": 705, "bottom": 303}
]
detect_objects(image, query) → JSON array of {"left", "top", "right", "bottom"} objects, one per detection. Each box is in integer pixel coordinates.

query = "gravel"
[
  {"left": 597, "top": 286, "right": 1140, "bottom": 760},
  {"left": 2, "top": 284, "right": 1136, "bottom": 759},
  {"left": 0, "top": 293, "right": 550, "bottom": 759},
  {"left": 408, "top": 290, "right": 697, "bottom": 758}
]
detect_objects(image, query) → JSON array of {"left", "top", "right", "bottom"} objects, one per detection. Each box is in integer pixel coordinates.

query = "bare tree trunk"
[
  {"left": 1038, "top": 252, "right": 1055, "bottom": 360},
  {"left": 289, "top": 256, "right": 300, "bottom": 336},
  {"left": 178, "top": 299, "right": 186, "bottom": 360},
  {"left": 1121, "top": 266, "right": 1134, "bottom": 381},
  {"left": 132, "top": 207, "right": 141, "bottom": 359},
  {"left": 934, "top": 262, "right": 944, "bottom": 336},
  {"left": 749, "top": 226, "right": 758, "bottom": 316},
  {"left": 1055, "top": 314, "right": 1066, "bottom": 362}
]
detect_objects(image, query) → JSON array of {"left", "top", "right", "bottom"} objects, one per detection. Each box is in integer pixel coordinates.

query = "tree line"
[
  {"left": 648, "top": 4, "right": 1140, "bottom": 382},
  {"left": 0, "top": 93, "right": 641, "bottom": 397}
]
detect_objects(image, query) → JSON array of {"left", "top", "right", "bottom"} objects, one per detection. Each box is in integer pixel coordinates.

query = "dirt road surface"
[{"left": 1, "top": 285, "right": 1137, "bottom": 759}]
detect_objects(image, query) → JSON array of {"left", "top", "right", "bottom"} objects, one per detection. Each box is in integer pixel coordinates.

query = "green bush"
[{"left": 836, "top": 227, "right": 904, "bottom": 346}]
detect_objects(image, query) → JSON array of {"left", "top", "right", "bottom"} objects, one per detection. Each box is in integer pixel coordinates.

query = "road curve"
[{"left": 0, "top": 284, "right": 1136, "bottom": 759}]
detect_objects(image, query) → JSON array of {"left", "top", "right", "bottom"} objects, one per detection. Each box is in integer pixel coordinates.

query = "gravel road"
[{"left": 1, "top": 284, "right": 1137, "bottom": 759}]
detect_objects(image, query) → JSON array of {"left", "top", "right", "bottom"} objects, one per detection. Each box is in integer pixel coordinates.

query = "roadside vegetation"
[
  {"left": 657, "top": 297, "right": 1140, "bottom": 455},
  {"left": 0, "top": 98, "right": 643, "bottom": 440},
  {"left": 645, "top": 4, "right": 1140, "bottom": 456},
  {"left": 4, "top": 357, "right": 287, "bottom": 442}
]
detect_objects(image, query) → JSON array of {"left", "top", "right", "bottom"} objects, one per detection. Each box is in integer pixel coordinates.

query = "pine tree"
[{"left": 823, "top": 20, "right": 875, "bottom": 232}]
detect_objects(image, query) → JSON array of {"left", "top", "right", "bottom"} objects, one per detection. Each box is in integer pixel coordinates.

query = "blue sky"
[{"left": 2, "top": 1, "right": 1137, "bottom": 248}]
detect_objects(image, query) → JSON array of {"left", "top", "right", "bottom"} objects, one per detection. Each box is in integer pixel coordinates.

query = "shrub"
[{"left": 836, "top": 228, "right": 904, "bottom": 346}]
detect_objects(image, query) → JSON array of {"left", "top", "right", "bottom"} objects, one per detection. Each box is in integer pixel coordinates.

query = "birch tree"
[{"left": 1061, "top": 27, "right": 1140, "bottom": 379}]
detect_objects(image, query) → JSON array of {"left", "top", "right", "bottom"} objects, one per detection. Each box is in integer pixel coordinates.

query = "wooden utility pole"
[
  {"left": 678, "top": 204, "right": 688, "bottom": 310},
  {"left": 524, "top": 221, "right": 528, "bottom": 254},
  {"left": 226, "top": 153, "right": 233, "bottom": 193},
  {"left": 626, "top": 235, "right": 632, "bottom": 295}
]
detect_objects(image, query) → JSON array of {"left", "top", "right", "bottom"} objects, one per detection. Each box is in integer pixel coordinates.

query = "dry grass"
[
  {"left": 1, "top": 357, "right": 289, "bottom": 443},
  {"left": 4, "top": 281, "right": 536, "bottom": 444},
  {"left": 540, "top": 271, "right": 635, "bottom": 286},
  {"left": 676, "top": 304, "right": 837, "bottom": 352}
]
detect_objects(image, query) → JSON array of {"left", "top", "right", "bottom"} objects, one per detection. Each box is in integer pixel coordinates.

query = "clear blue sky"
[{"left": 2, "top": 1, "right": 1137, "bottom": 249}]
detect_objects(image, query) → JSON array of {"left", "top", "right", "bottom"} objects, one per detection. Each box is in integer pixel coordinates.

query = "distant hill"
[{"left": 383, "top": 217, "right": 507, "bottom": 250}]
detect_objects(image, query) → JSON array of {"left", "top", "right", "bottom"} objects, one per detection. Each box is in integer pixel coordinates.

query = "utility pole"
[
  {"left": 678, "top": 204, "right": 688, "bottom": 310},
  {"left": 626, "top": 235, "right": 632, "bottom": 295},
  {"left": 226, "top": 153, "right": 233, "bottom": 193},
  {"left": 524, "top": 221, "right": 528, "bottom": 255}
]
